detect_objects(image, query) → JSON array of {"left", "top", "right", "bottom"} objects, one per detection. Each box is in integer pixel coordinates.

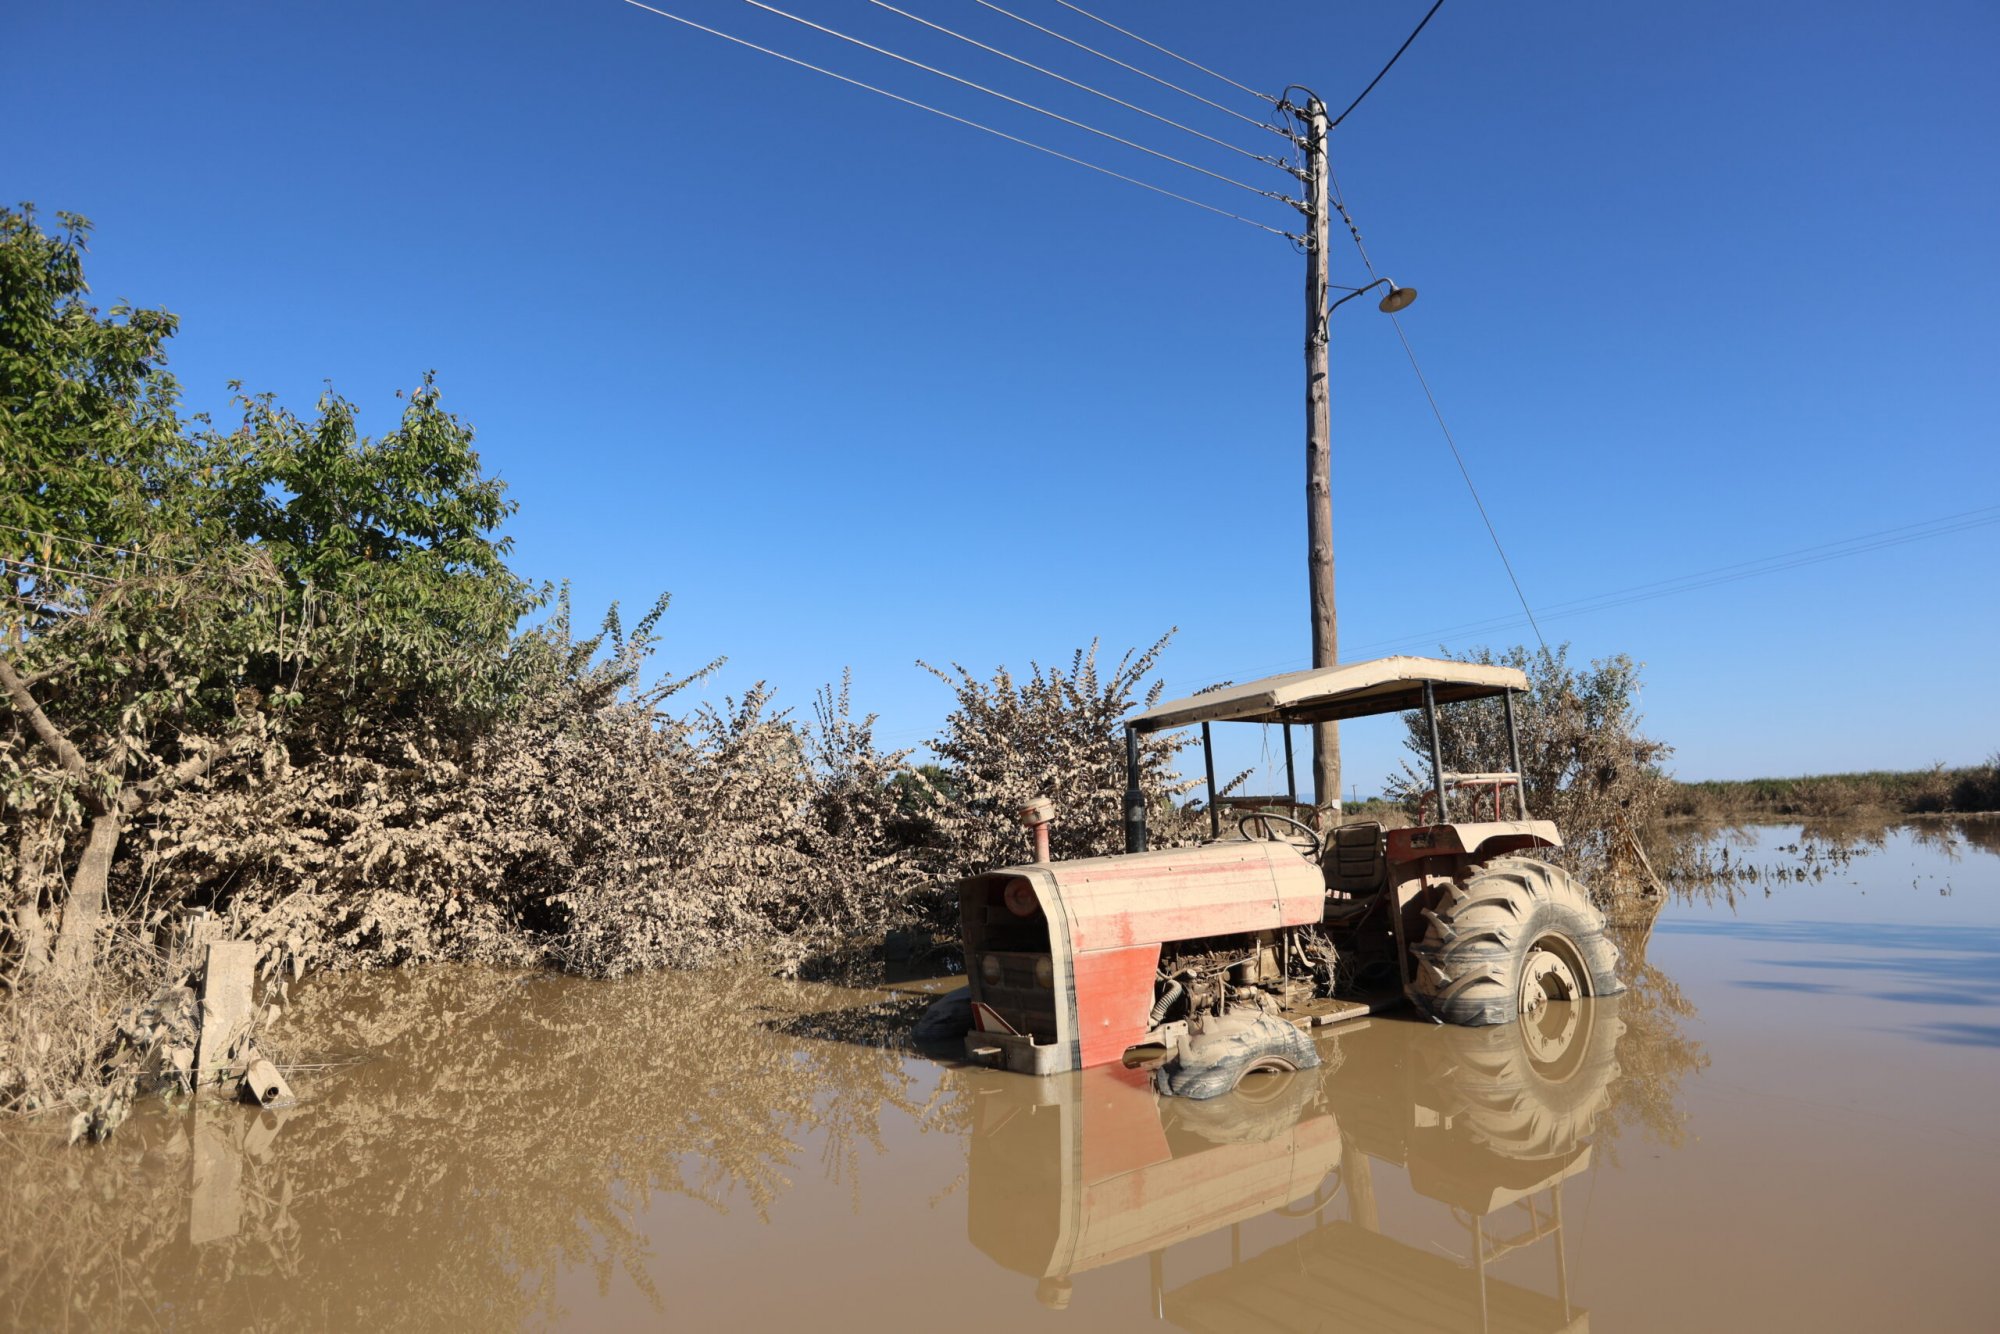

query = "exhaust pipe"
[{"left": 1017, "top": 797, "right": 1054, "bottom": 863}]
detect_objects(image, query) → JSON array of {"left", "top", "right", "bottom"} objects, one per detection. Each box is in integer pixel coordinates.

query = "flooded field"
[{"left": 4, "top": 820, "right": 1997, "bottom": 1332}]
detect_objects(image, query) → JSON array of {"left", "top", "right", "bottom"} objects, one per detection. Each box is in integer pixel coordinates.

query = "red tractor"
[{"left": 954, "top": 656, "right": 1623, "bottom": 1095}]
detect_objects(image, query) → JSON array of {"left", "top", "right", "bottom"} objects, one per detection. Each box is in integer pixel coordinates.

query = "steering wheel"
[{"left": 1236, "top": 811, "right": 1323, "bottom": 861}]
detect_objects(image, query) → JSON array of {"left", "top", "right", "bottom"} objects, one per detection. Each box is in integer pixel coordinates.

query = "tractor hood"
[
  {"left": 959, "top": 840, "right": 1325, "bottom": 1072},
  {"left": 968, "top": 840, "right": 1328, "bottom": 954}
]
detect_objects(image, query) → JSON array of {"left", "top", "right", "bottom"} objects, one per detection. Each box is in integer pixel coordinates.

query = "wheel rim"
[{"left": 1518, "top": 935, "right": 1584, "bottom": 1061}]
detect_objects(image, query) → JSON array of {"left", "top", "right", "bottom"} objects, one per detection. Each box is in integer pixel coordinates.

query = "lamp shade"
[{"left": 1377, "top": 284, "right": 1417, "bottom": 313}]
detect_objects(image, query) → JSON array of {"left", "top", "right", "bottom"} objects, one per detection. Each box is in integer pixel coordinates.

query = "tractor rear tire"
[
  {"left": 1412, "top": 856, "right": 1623, "bottom": 1027},
  {"left": 1153, "top": 1012, "right": 1321, "bottom": 1101}
]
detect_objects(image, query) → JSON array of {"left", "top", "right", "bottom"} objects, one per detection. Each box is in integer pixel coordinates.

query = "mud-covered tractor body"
[
  {"left": 957, "top": 655, "right": 1624, "bottom": 1082},
  {"left": 960, "top": 842, "right": 1325, "bottom": 1076}
]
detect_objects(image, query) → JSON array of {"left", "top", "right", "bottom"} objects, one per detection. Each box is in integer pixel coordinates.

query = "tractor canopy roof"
[{"left": 1130, "top": 654, "right": 1528, "bottom": 732}]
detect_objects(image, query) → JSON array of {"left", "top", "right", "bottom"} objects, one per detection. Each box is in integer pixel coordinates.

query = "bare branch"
[
  {"left": 0, "top": 651, "right": 109, "bottom": 816},
  {"left": 122, "top": 723, "right": 260, "bottom": 813},
  {"left": 20, "top": 658, "right": 77, "bottom": 687}
]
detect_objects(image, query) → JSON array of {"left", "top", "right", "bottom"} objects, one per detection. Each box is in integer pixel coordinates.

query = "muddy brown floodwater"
[{"left": 4, "top": 820, "right": 1997, "bottom": 1332}]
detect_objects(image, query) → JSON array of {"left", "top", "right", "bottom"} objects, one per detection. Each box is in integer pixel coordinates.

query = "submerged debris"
[{"left": 240, "top": 1057, "right": 296, "bottom": 1110}]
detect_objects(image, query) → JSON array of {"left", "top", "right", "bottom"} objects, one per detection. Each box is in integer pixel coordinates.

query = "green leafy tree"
[
  {"left": 211, "top": 379, "right": 535, "bottom": 747},
  {"left": 0, "top": 204, "right": 247, "bottom": 975},
  {"left": 0, "top": 205, "right": 185, "bottom": 547},
  {"left": 0, "top": 206, "right": 531, "bottom": 977}
]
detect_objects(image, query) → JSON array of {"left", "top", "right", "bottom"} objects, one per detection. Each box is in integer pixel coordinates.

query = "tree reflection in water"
[
  {"left": 0, "top": 930, "right": 1711, "bottom": 1331},
  {"left": 0, "top": 966, "right": 964, "bottom": 1329},
  {"left": 1597, "top": 916, "right": 1709, "bottom": 1155},
  {"left": 1907, "top": 814, "right": 2000, "bottom": 861}
]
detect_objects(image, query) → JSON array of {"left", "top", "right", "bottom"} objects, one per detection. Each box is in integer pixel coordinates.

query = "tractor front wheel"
[
  {"left": 1152, "top": 1012, "right": 1322, "bottom": 1101},
  {"left": 1412, "top": 857, "right": 1624, "bottom": 1027}
]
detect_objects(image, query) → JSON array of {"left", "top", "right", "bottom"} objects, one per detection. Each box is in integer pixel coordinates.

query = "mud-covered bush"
[
  {"left": 0, "top": 916, "right": 230, "bottom": 1133},
  {"left": 485, "top": 613, "right": 931, "bottom": 977},
  {"left": 141, "top": 595, "right": 930, "bottom": 981},
  {"left": 1391, "top": 645, "right": 1672, "bottom": 891},
  {"left": 917, "top": 634, "right": 1200, "bottom": 878},
  {"left": 1, "top": 206, "right": 1194, "bottom": 1120}
]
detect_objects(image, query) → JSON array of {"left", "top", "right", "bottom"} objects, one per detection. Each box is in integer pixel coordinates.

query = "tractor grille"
[{"left": 978, "top": 951, "right": 1057, "bottom": 1037}]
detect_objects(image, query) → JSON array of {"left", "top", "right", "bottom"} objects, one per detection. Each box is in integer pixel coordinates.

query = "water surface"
[{"left": 5, "top": 819, "right": 1996, "bottom": 1331}]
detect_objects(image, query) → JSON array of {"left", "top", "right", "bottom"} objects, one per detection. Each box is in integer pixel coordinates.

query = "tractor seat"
[{"left": 1324, "top": 821, "right": 1388, "bottom": 898}]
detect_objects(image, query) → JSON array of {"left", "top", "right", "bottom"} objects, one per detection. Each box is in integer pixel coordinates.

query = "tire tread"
[{"left": 1412, "top": 857, "right": 1624, "bottom": 1026}]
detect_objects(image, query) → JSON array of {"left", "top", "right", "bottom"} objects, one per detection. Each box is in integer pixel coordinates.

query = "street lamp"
[{"left": 1328, "top": 277, "right": 1418, "bottom": 319}]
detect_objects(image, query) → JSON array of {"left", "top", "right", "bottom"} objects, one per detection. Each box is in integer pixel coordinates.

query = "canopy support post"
[
  {"left": 1202, "top": 722, "right": 1220, "bottom": 840},
  {"left": 1505, "top": 689, "right": 1528, "bottom": 818},
  {"left": 1123, "top": 724, "right": 1149, "bottom": 853},
  {"left": 1282, "top": 724, "right": 1298, "bottom": 807},
  {"left": 1424, "top": 682, "right": 1447, "bottom": 824}
]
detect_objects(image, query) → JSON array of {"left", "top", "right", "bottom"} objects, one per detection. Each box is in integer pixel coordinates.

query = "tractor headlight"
[
  {"left": 1003, "top": 878, "right": 1039, "bottom": 918},
  {"left": 1034, "top": 956, "right": 1053, "bottom": 989},
  {"left": 981, "top": 954, "right": 1002, "bottom": 986}
]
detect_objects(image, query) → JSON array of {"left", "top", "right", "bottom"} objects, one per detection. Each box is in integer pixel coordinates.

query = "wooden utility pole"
[{"left": 1302, "top": 95, "right": 1340, "bottom": 824}]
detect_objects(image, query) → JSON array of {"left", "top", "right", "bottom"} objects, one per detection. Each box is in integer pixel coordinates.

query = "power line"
[
  {"left": 0, "top": 522, "right": 201, "bottom": 569},
  {"left": 1418, "top": 508, "right": 2000, "bottom": 639},
  {"left": 974, "top": 1, "right": 1288, "bottom": 139},
  {"left": 1388, "top": 311, "right": 1549, "bottom": 655},
  {"left": 618, "top": 1, "right": 1298, "bottom": 237},
  {"left": 866, "top": 0, "right": 1286, "bottom": 168},
  {"left": 1051, "top": 0, "right": 1277, "bottom": 105},
  {"left": 1329, "top": 0, "right": 1445, "bottom": 128},
  {"left": 0, "top": 590, "right": 85, "bottom": 616},
  {"left": 1326, "top": 165, "right": 1381, "bottom": 277},
  {"left": 1207, "top": 504, "right": 2000, "bottom": 679},
  {"left": 1322, "top": 162, "right": 1546, "bottom": 652},
  {"left": 0, "top": 556, "right": 122, "bottom": 586},
  {"left": 721, "top": 0, "right": 1294, "bottom": 205},
  {"left": 1347, "top": 510, "right": 2000, "bottom": 658}
]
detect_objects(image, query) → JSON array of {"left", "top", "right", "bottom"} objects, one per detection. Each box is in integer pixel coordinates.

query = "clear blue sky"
[{"left": 9, "top": 0, "right": 1996, "bottom": 789}]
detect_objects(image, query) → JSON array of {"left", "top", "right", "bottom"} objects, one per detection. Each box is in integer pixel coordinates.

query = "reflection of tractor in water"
[
  {"left": 951, "top": 656, "right": 1623, "bottom": 1095},
  {"left": 967, "top": 994, "right": 1624, "bottom": 1331}
]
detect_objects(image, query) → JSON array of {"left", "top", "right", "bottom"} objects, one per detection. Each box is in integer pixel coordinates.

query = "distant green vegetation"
[{"left": 1666, "top": 761, "right": 2000, "bottom": 821}]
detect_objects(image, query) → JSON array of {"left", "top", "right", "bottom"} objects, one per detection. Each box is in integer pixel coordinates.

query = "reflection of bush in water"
[
  {"left": 1657, "top": 816, "right": 1999, "bottom": 898},
  {"left": 1594, "top": 924, "right": 1708, "bottom": 1157},
  {"left": 1907, "top": 814, "right": 2000, "bottom": 860},
  {"left": 1653, "top": 821, "right": 1885, "bottom": 900},
  {"left": 0, "top": 967, "right": 967, "bottom": 1329}
]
